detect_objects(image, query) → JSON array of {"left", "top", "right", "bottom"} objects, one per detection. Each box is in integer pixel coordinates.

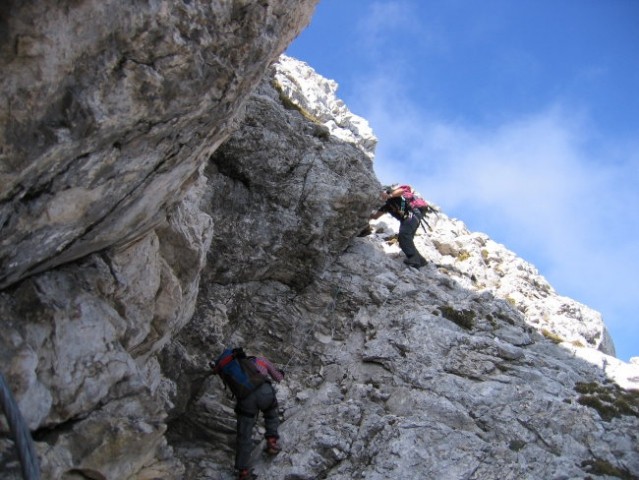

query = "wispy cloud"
[
  {"left": 357, "top": 1, "right": 420, "bottom": 44},
  {"left": 355, "top": 0, "right": 446, "bottom": 63},
  {"left": 353, "top": 67, "right": 639, "bottom": 360},
  {"left": 286, "top": 0, "right": 639, "bottom": 359}
]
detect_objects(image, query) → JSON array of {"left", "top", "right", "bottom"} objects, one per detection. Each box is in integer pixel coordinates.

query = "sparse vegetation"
[
  {"left": 581, "top": 458, "right": 638, "bottom": 479},
  {"left": 508, "top": 439, "right": 526, "bottom": 452},
  {"left": 273, "top": 80, "right": 323, "bottom": 125},
  {"left": 481, "top": 249, "right": 489, "bottom": 261},
  {"left": 531, "top": 279, "right": 552, "bottom": 294},
  {"left": 457, "top": 250, "right": 471, "bottom": 261},
  {"left": 575, "top": 381, "right": 639, "bottom": 422},
  {"left": 577, "top": 396, "right": 618, "bottom": 422},
  {"left": 541, "top": 328, "right": 563, "bottom": 344},
  {"left": 439, "top": 305, "right": 475, "bottom": 330}
]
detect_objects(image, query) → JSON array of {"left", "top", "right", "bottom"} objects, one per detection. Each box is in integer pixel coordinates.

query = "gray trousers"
[{"left": 235, "top": 382, "right": 279, "bottom": 470}]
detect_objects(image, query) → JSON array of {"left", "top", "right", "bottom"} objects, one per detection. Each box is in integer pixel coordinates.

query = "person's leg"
[
  {"left": 255, "top": 383, "right": 281, "bottom": 454},
  {"left": 400, "top": 214, "right": 427, "bottom": 267},
  {"left": 253, "top": 383, "right": 278, "bottom": 436},
  {"left": 235, "top": 395, "right": 258, "bottom": 471},
  {"left": 235, "top": 414, "right": 256, "bottom": 470},
  {"left": 398, "top": 215, "right": 418, "bottom": 257},
  {"left": 262, "top": 387, "right": 280, "bottom": 438}
]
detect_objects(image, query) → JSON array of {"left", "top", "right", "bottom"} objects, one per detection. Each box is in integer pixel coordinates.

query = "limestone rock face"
[
  {"left": 0, "top": 2, "right": 319, "bottom": 479},
  {"left": 178, "top": 236, "right": 639, "bottom": 480},
  {"left": 1, "top": 4, "right": 638, "bottom": 480},
  {"left": 0, "top": 184, "right": 212, "bottom": 479},
  {"left": 167, "top": 205, "right": 639, "bottom": 480},
  {"left": 399, "top": 214, "right": 639, "bottom": 389},
  {"left": 0, "top": 0, "right": 318, "bottom": 289},
  {"left": 199, "top": 57, "right": 379, "bottom": 289},
  {"left": 273, "top": 55, "right": 378, "bottom": 159}
]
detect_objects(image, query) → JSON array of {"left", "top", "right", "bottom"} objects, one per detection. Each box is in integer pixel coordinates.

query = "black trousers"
[
  {"left": 235, "top": 382, "right": 279, "bottom": 470},
  {"left": 398, "top": 211, "right": 424, "bottom": 260}
]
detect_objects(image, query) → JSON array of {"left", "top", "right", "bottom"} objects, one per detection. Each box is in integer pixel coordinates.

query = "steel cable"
[{"left": 0, "top": 372, "right": 41, "bottom": 480}]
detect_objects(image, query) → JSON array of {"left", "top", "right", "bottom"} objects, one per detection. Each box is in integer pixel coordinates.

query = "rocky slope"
[
  {"left": 1, "top": 3, "right": 638, "bottom": 479},
  {"left": 162, "top": 57, "right": 639, "bottom": 480}
]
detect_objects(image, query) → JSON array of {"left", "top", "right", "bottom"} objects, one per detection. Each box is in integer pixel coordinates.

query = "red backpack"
[{"left": 398, "top": 185, "right": 429, "bottom": 212}]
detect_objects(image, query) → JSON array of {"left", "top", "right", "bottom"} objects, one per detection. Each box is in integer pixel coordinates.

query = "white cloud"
[
  {"left": 354, "top": 70, "right": 639, "bottom": 360},
  {"left": 355, "top": 0, "right": 447, "bottom": 63},
  {"left": 346, "top": 1, "right": 639, "bottom": 359},
  {"left": 357, "top": 1, "right": 420, "bottom": 43}
]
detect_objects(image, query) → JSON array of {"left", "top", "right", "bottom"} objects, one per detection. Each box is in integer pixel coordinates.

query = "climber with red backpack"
[
  {"left": 211, "top": 347, "right": 284, "bottom": 480},
  {"left": 370, "top": 184, "right": 429, "bottom": 269}
]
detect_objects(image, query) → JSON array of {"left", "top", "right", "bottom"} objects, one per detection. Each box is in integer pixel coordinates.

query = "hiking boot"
[
  {"left": 404, "top": 255, "right": 427, "bottom": 268},
  {"left": 265, "top": 436, "right": 281, "bottom": 455},
  {"left": 238, "top": 469, "right": 256, "bottom": 480}
]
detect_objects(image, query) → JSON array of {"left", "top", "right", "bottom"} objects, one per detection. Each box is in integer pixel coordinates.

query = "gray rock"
[
  {"left": 0, "top": 1, "right": 318, "bottom": 478},
  {"left": 1, "top": 4, "right": 638, "bottom": 480},
  {"left": 0, "top": 0, "right": 319, "bottom": 289}
]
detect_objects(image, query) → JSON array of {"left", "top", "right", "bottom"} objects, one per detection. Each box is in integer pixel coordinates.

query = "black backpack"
[{"left": 212, "top": 347, "right": 266, "bottom": 399}]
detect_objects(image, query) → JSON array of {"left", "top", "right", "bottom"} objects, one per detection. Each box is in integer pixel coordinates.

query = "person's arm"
[
  {"left": 371, "top": 189, "right": 396, "bottom": 220},
  {"left": 370, "top": 209, "right": 385, "bottom": 220},
  {"left": 255, "top": 357, "right": 284, "bottom": 382},
  {"left": 387, "top": 187, "right": 405, "bottom": 199}
]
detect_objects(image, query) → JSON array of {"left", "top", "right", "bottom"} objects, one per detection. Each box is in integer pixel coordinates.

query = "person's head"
[
  {"left": 233, "top": 346, "right": 247, "bottom": 358},
  {"left": 381, "top": 184, "right": 397, "bottom": 200}
]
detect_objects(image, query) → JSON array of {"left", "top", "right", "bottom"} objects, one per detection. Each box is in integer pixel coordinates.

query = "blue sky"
[{"left": 286, "top": 0, "right": 639, "bottom": 362}]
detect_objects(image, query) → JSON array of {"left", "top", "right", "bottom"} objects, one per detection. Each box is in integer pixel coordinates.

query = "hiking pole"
[
  {"left": 0, "top": 371, "right": 41, "bottom": 480},
  {"left": 419, "top": 205, "right": 440, "bottom": 233},
  {"left": 420, "top": 217, "right": 430, "bottom": 233}
]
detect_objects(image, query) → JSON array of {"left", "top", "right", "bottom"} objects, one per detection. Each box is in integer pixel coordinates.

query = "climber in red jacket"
[{"left": 371, "top": 184, "right": 428, "bottom": 269}]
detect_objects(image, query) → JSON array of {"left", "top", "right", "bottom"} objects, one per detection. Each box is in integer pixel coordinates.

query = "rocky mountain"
[{"left": 1, "top": 2, "right": 638, "bottom": 480}]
